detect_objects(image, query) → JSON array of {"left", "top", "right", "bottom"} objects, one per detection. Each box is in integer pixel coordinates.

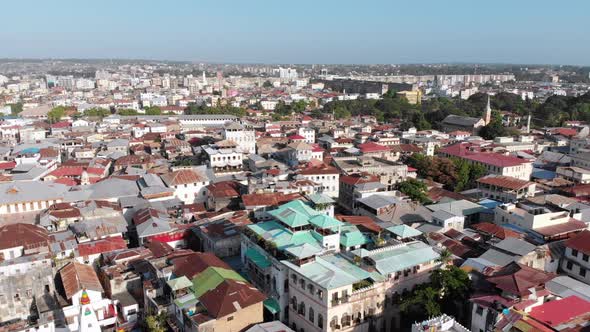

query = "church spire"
[{"left": 484, "top": 94, "right": 492, "bottom": 125}]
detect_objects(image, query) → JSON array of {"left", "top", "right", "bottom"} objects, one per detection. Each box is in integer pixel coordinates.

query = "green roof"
[
  {"left": 386, "top": 224, "right": 422, "bottom": 239},
  {"left": 285, "top": 243, "right": 322, "bottom": 259},
  {"left": 268, "top": 200, "right": 321, "bottom": 228},
  {"left": 245, "top": 248, "right": 271, "bottom": 269},
  {"left": 340, "top": 231, "right": 372, "bottom": 247},
  {"left": 167, "top": 276, "right": 193, "bottom": 291},
  {"left": 282, "top": 254, "right": 370, "bottom": 290},
  {"left": 192, "top": 266, "right": 246, "bottom": 298},
  {"left": 368, "top": 241, "right": 440, "bottom": 275},
  {"left": 308, "top": 193, "right": 336, "bottom": 205},
  {"left": 263, "top": 298, "right": 281, "bottom": 314},
  {"left": 269, "top": 207, "right": 310, "bottom": 227},
  {"left": 308, "top": 214, "right": 343, "bottom": 229},
  {"left": 247, "top": 221, "right": 323, "bottom": 250},
  {"left": 174, "top": 293, "right": 197, "bottom": 309}
]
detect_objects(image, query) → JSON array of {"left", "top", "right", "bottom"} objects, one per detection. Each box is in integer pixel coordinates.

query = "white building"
[
  {"left": 161, "top": 169, "right": 209, "bottom": 204},
  {"left": 298, "top": 127, "right": 316, "bottom": 144},
  {"left": 223, "top": 122, "right": 256, "bottom": 154}
]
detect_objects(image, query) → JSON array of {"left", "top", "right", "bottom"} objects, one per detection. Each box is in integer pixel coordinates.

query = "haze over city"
[
  {"left": 2, "top": 2, "right": 590, "bottom": 332},
  {"left": 3, "top": 0, "right": 590, "bottom": 64}
]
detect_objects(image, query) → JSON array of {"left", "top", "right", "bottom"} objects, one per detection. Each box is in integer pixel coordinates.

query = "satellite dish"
[{"left": 578, "top": 126, "right": 589, "bottom": 138}]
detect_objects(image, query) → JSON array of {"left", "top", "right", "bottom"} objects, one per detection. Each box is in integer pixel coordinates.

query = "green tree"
[
  {"left": 479, "top": 111, "right": 506, "bottom": 140},
  {"left": 83, "top": 108, "right": 111, "bottom": 118},
  {"left": 145, "top": 313, "right": 167, "bottom": 332},
  {"left": 333, "top": 106, "right": 351, "bottom": 119},
  {"left": 262, "top": 80, "right": 273, "bottom": 88},
  {"left": 400, "top": 285, "right": 441, "bottom": 317},
  {"left": 431, "top": 266, "right": 471, "bottom": 300},
  {"left": 47, "top": 106, "right": 67, "bottom": 123},
  {"left": 398, "top": 178, "right": 430, "bottom": 204},
  {"left": 437, "top": 249, "right": 453, "bottom": 266},
  {"left": 144, "top": 106, "right": 162, "bottom": 115},
  {"left": 9, "top": 102, "right": 23, "bottom": 115},
  {"left": 118, "top": 109, "right": 139, "bottom": 116}
]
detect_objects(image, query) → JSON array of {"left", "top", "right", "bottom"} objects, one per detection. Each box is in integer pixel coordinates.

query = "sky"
[{"left": 1, "top": 0, "right": 589, "bottom": 65}]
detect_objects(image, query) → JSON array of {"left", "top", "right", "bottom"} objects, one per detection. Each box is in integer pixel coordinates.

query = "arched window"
[
  {"left": 309, "top": 307, "right": 315, "bottom": 323},
  {"left": 341, "top": 313, "right": 351, "bottom": 327},
  {"left": 318, "top": 314, "right": 324, "bottom": 329},
  {"left": 298, "top": 301, "right": 305, "bottom": 315},
  {"left": 330, "top": 316, "right": 339, "bottom": 329},
  {"left": 291, "top": 296, "right": 297, "bottom": 309},
  {"left": 307, "top": 284, "right": 314, "bottom": 294}
]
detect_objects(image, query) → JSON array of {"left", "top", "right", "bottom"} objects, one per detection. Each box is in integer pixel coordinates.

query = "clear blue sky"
[{"left": 1, "top": 0, "right": 589, "bottom": 65}]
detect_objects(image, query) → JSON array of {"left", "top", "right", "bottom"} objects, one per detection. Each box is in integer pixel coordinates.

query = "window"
[
  {"left": 227, "top": 316, "right": 234, "bottom": 321},
  {"left": 584, "top": 254, "right": 589, "bottom": 262},
  {"left": 476, "top": 305, "right": 484, "bottom": 315},
  {"left": 572, "top": 249, "right": 579, "bottom": 257},
  {"left": 581, "top": 269, "right": 587, "bottom": 278},
  {"left": 291, "top": 274, "right": 297, "bottom": 283},
  {"left": 318, "top": 314, "right": 324, "bottom": 329},
  {"left": 298, "top": 302, "right": 305, "bottom": 315},
  {"left": 567, "top": 261, "right": 574, "bottom": 270},
  {"left": 309, "top": 307, "right": 315, "bottom": 323}
]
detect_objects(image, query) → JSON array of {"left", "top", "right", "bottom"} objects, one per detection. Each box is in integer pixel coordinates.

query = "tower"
[
  {"left": 484, "top": 94, "right": 492, "bottom": 125},
  {"left": 202, "top": 71, "right": 207, "bottom": 86},
  {"left": 78, "top": 289, "right": 101, "bottom": 332}
]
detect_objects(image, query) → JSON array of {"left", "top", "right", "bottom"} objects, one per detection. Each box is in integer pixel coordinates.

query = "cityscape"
[{"left": 2, "top": 2, "right": 590, "bottom": 332}]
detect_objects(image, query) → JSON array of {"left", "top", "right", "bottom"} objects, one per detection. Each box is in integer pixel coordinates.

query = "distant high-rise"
[{"left": 278, "top": 67, "right": 298, "bottom": 80}]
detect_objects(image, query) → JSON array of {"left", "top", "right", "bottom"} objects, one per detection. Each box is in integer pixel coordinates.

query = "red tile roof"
[
  {"left": 477, "top": 175, "right": 534, "bottom": 190},
  {"left": 487, "top": 262, "right": 555, "bottom": 296},
  {"left": 171, "top": 252, "right": 232, "bottom": 279},
  {"left": 58, "top": 262, "right": 104, "bottom": 300},
  {"left": 440, "top": 143, "right": 531, "bottom": 167},
  {"left": 565, "top": 230, "right": 590, "bottom": 255},
  {"left": 0, "top": 223, "right": 49, "bottom": 251},
  {"left": 471, "top": 222, "right": 521, "bottom": 240},
  {"left": 77, "top": 236, "right": 127, "bottom": 257},
  {"left": 529, "top": 296, "right": 590, "bottom": 327},
  {"left": 340, "top": 173, "right": 380, "bottom": 186},
  {"left": 242, "top": 192, "right": 303, "bottom": 207},
  {"left": 206, "top": 181, "right": 240, "bottom": 198},
  {"left": 199, "top": 279, "right": 266, "bottom": 318},
  {"left": 358, "top": 142, "right": 390, "bottom": 153},
  {"left": 161, "top": 169, "right": 206, "bottom": 186}
]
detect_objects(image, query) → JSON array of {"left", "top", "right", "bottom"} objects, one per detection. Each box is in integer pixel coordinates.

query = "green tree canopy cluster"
[
  {"left": 144, "top": 106, "right": 162, "bottom": 115},
  {"left": 47, "top": 106, "right": 67, "bottom": 123},
  {"left": 186, "top": 103, "right": 246, "bottom": 117},
  {"left": 397, "top": 178, "right": 431, "bottom": 204},
  {"left": 407, "top": 153, "right": 487, "bottom": 192},
  {"left": 274, "top": 100, "right": 308, "bottom": 116},
  {"left": 118, "top": 108, "right": 139, "bottom": 116},
  {"left": 400, "top": 266, "right": 472, "bottom": 326},
  {"left": 8, "top": 102, "right": 23, "bottom": 115},
  {"left": 83, "top": 108, "right": 111, "bottom": 118}
]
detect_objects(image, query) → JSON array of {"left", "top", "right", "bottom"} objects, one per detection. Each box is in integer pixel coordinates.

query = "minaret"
[
  {"left": 202, "top": 71, "right": 207, "bottom": 86},
  {"left": 484, "top": 94, "right": 492, "bottom": 125},
  {"left": 78, "top": 289, "right": 101, "bottom": 332}
]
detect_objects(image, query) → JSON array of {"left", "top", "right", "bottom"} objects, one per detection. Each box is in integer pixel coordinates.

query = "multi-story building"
[
  {"left": 223, "top": 121, "right": 256, "bottom": 154},
  {"left": 203, "top": 140, "right": 244, "bottom": 174},
  {"left": 476, "top": 174, "right": 536, "bottom": 203},
  {"left": 161, "top": 169, "right": 210, "bottom": 204},
  {"left": 298, "top": 166, "right": 340, "bottom": 198},
  {"left": 561, "top": 230, "right": 590, "bottom": 284},
  {"left": 556, "top": 166, "right": 590, "bottom": 184},
  {"left": 240, "top": 199, "right": 441, "bottom": 331},
  {"left": 439, "top": 143, "right": 533, "bottom": 180}
]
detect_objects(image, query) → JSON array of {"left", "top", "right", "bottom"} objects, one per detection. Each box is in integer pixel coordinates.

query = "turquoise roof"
[
  {"left": 386, "top": 224, "right": 422, "bottom": 239},
  {"left": 245, "top": 248, "right": 271, "bottom": 269},
  {"left": 308, "top": 214, "right": 343, "bottom": 229},
  {"left": 340, "top": 231, "right": 372, "bottom": 247},
  {"left": 308, "top": 193, "right": 336, "bottom": 205},
  {"left": 247, "top": 221, "right": 322, "bottom": 250},
  {"left": 285, "top": 243, "right": 322, "bottom": 259},
  {"left": 367, "top": 241, "right": 440, "bottom": 275},
  {"left": 269, "top": 207, "right": 310, "bottom": 228},
  {"left": 282, "top": 254, "right": 370, "bottom": 290}
]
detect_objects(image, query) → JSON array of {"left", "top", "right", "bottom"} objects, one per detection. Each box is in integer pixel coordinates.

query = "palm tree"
[{"left": 437, "top": 249, "right": 453, "bottom": 267}]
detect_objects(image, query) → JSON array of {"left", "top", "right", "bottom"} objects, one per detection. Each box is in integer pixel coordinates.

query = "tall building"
[{"left": 223, "top": 122, "right": 256, "bottom": 154}]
